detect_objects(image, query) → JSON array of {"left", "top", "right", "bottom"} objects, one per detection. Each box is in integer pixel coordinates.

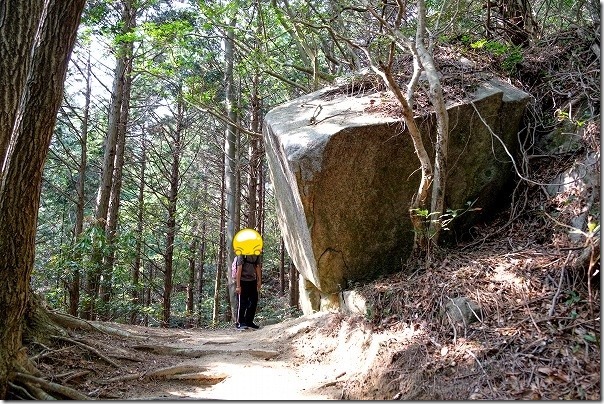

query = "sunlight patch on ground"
[
  {"left": 196, "top": 361, "right": 336, "bottom": 400},
  {"left": 493, "top": 264, "right": 525, "bottom": 286}
]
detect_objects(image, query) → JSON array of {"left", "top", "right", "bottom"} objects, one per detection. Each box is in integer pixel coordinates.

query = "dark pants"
[{"left": 237, "top": 280, "right": 258, "bottom": 326}]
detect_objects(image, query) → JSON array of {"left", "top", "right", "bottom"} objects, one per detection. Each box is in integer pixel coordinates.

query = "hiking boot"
[
  {"left": 248, "top": 322, "right": 260, "bottom": 329},
  {"left": 236, "top": 323, "right": 248, "bottom": 330}
]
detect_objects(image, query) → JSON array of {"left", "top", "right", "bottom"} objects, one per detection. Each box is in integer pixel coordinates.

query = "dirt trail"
[{"left": 97, "top": 312, "right": 385, "bottom": 400}]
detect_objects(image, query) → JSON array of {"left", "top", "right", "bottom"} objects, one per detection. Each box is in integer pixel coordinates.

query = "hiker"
[{"left": 235, "top": 253, "right": 262, "bottom": 330}]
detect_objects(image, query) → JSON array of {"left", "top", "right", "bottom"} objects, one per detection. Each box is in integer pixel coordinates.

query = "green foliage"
[
  {"left": 410, "top": 199, "right": 481, "bottom": 239},
  {"left": 82, "top": 1, "right": 111, "bottom": 27},
  {"left": 555, "top": 109, "right": 589, "bottom": 128},
  {"left": 469, "top": 38, "right": 523, "bottom": 74},
  {"left": 256, "top": 291, "right": 303, "bottom": 325},
  {"left": 564, "top": 290, "right": 581, "bottom": 306}
]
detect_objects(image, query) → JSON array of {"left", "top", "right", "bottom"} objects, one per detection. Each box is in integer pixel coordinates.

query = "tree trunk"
[
  {"left": 102, "top": 1, "right": 135, "bottom": 314},
  {"left": 289, "top": 262, "right": 299, "bottom": 309},
  {"left": 223, "top": 16, "right": 239, "bottom": 322},
  {"left": 130, "top": 128, "right": 146, "bottom": 325},
  {"left": 186, "top": 238, "right": 197, "bottom": 316},
  {"left": 69, "top": 47, "right": 92, "bottom": 317},
  {"left": 0, "top": 3, "right": 43, "bottom": 164},
  {"left": 196, "top": 222, "right": 207, "bottom": 326},
  {"left": 486, "top": 0, "right": 493, "bottom": 38},
  {"left": 365, "top": 3, "right": 439, "bottom": 260},
  {"left": 213, "top": 165, "right": 226, "bottom": 325},
  {"left": 247, "top": 73, "right": 261, "bottom": 229},
  {"left": 0, "top": 0, "right": 86, "bottom": 398},
  {"left": 259, "top": 153, "right": 266, "bottom": 236},
  {"left": 162, "top": 97, "right": 184, "bottom": 328},
  {"left": 371, "top": 61, "right": 433, "bottom": 255},
  {"left": 416, "top": 0, "right": 449, "bottom": 248},
  {"left": 84, "top": 21, "right": 127, "bottom": 321},
  {"left": 144, "top": 260, "right": 152, "bottom": 327},
  {"left": 279, "top": 237, "right": 286, "bottom": 296},
  {"left": 279, "top": 0, "right": 321, "bottom": 89}
]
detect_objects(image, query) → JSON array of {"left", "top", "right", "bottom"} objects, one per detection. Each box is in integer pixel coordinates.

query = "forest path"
[{"left": 85, "top": 312, "right": 381, "bottom": 400}]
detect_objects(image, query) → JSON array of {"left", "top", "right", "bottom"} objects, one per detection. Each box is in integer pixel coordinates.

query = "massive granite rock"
[{"left": 264, "top": 77, "right": 530, "bottom": 314}]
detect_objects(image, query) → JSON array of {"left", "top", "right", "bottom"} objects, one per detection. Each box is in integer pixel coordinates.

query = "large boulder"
[{"left": 264, "top": 76, "right": 530, "bottom": 314}]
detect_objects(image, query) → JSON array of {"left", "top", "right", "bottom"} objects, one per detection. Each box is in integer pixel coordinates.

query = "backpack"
[
  {"left": 231, "top": 255, "right": 257, "bottom": 279},
  {"left": 230, "top": 257, "right": 239, "bottom": 279}
]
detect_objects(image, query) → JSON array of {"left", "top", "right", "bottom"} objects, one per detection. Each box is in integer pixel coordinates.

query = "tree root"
[
  {"left": 30, "top": 342, "right": 77, "bottom": 362},
  {"left": 132, "top": 344, "right": 226, "bottom": 357},
  {"left": 8, "top": 382, "right": 37, "bottom": 400},
  {"left": 131, "top": 344, "right": 280, "bottom": 359},
  {"left": 12, "top": 306, "right": 234, "bottom": 400},
  {"left": 248, "top": 349, "right": 280, "bottom": 359},
  {"left": 101, "top": 364, "right": 227, "bottom": 386},
  {"left": 12, "top": 372, "right": 90, "bottom": 400},
  {"left": 169, "top": 371, "right": 228, "bottom": 384},
  {"left": 46, "top": 311, "right": 147, "bottom": 340},
  {"left": 77, "top": 337, "right": 141, "bottom": 362},
  {"left": 55, "top": 369, "right": 92, "bottom": 383},
  {"left": 7, "top": 306, "right": 150, "bottom": 400},
  {"left": 51, "top": 335, "right": 120, "bottom": 368}
]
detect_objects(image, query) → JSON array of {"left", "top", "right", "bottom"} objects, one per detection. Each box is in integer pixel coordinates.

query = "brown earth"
[{"left": 33, "top": 312, "right": 398, "bottom": 400}]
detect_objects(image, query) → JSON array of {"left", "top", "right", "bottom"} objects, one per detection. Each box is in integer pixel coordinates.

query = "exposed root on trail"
[
  {"left": 101, "top": 364, "right": 226, "bottom": 385},
  {"left": 8, "top": 308, "right": 157, "bottom": 399},
  {"left": 11, "top": 372, "right": 90, "bottom": 400},
  {"left": 51, "top": 336, "right": 120, "bottom": 368},
  {"left": 47, "top": 311, "right": 148, "bottom": 340},
  {"left": 9, "top": 305, "right": 294, "bottom": 400}
]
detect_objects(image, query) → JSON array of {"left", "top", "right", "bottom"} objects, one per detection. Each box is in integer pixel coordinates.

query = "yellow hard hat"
[{"left": 233, "top": 228, "right": 263, "bottom": 256}]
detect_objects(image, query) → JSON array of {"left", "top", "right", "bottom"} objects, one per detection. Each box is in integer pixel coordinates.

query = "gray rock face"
[
  {"left": 264, "top": 78, "right": 530, "bottom": 314},
  {"left": 443, "top": 296, "right": 483, "bottom": 326}
]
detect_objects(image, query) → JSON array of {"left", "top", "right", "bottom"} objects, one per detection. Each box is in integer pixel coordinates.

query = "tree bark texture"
[
  {"left": 0, "top": 2, "right": 43, "bottom": 166},
  {"left": 0, "top": 0, "right": 86, "bottom": 398}
]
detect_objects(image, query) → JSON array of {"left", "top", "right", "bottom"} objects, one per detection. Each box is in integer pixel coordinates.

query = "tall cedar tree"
[{"left": 0, "top": 1, "right": 86, "bottom": 398}]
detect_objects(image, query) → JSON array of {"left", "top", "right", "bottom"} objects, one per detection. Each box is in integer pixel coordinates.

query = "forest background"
[
  {"left": 33, "top": 0, "right": 599, "bottom": 329},
  {"left": 0, "top": 0, "right": 600, "bottom": 399},
  {"left": 0, "top": 0, "right": 590, "bottom": 367}
]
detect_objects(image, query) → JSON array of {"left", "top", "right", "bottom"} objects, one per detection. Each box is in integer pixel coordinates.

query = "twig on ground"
[
  {"left": 549, "top": 251, "right": 572, "bottom": 316},
  {"left": 465, "top": 349, "right": 494, "bottom": 396}
]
